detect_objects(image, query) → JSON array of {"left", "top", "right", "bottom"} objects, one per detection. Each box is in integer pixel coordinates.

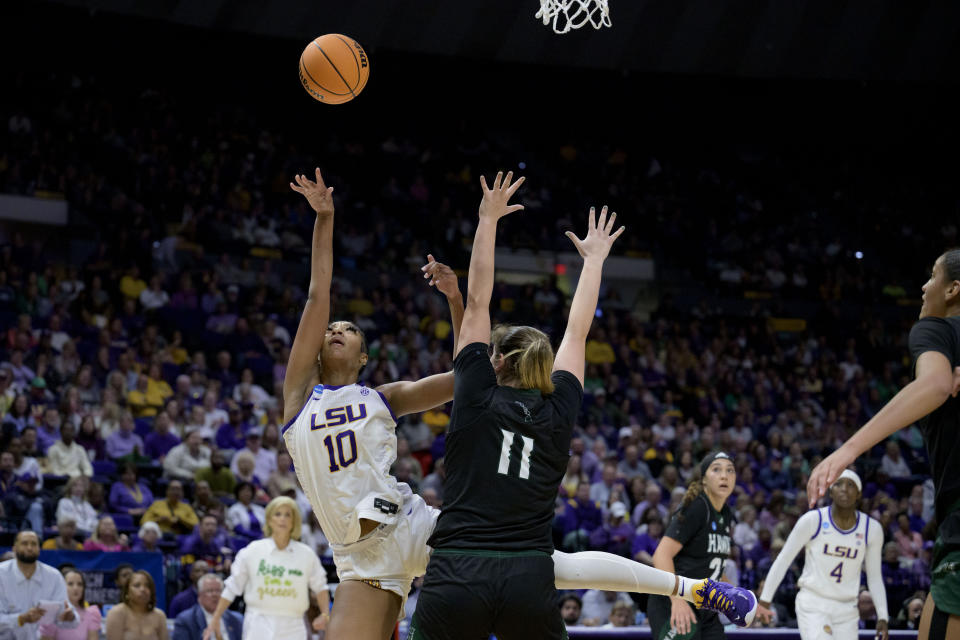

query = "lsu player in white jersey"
[
  {"left": 285, "top": 168, "right": 759, "bottom": 640},
  {"left": 755, "top": 470, "right": 888, "bottom": 639}
]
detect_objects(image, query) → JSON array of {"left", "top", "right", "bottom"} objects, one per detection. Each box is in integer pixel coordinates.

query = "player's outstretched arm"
[
  {"left": 553, "top": 206, "right": 625, "bottom": 386},
  {"left": 864, "top": 519, "right": 889, "bottom": 639},
  {"left": 422, "top": 253, "right": 465, "bottom": 354},
  {"left": 652, "top": 537, "right": 697, "bottom": 636},
  {"left": 755, "top": 510, "right": 819, "bottom": 624},
  {"left": 284, "top": 169, "right": 335, "bottom": 422},
  {"left": 807, "top": 352, "right": 960, "bottom": 506},
  {"left": 454, "top": 171, "right": 525, "bottom": 358},
  {"left": 378, "top": 256, "right": 462, "bottom": 417}
]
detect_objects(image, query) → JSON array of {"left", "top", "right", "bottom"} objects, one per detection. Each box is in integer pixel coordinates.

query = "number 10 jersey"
[{"left": 283, "top": 383, "right": 402, "bottom": 546}]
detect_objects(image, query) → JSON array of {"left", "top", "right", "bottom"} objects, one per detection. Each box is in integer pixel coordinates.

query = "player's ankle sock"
[
  {"left": 674, "top": 576, "right": 702, "bottom": 604},
  {"left": 551, "top": 550, "right": 675, "bottom": 596}
]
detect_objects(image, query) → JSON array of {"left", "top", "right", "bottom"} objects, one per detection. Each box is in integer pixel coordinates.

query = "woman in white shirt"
[
  {"left": 205, "top": 496, "right": 330, "bottom": 640},
  {"left": 56, "top": 475, "right": 99, "bottom": 535},
  {"left": 225, "top": 482, "right": 267, "bottom": 542}
]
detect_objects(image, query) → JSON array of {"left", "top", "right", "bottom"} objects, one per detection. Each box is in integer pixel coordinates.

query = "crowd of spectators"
[{"left": 0, "top": 33, "right": 952, "bottom": 636}]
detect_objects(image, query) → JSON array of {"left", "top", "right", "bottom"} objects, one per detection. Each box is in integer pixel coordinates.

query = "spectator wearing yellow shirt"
[
  {"left": 423, "top": 407, "right": 450, "bottom": 433},
  {"left": 41, "top": 517, "right": 84, "bottom": 550},
  {"left": 119, "top": 265, "right": 147, "bottom": 300},
  {"left": 145, "top": 362, "right": 173, "bottom": 400},
  {"left": 347, "top": 287, "right": 374, "bottom": 316},
  {"left": 419, "top": 306, "right": 453, "bottom": 341},
  {"left": 127, "top": 369, "right": 171, "bottom": 418},
  {"left": 585, "top": 328, "right": 616, "bottom": 365},
  {"left": 142, "top": 480, "right": 199, "bottom": 535}
]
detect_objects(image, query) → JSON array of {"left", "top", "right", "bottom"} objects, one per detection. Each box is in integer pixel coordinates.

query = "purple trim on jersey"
[
  {"left": 281, "top": 386, "right": 320, "bottom": 436},
  {"left": 864, "top": 515, "right": 869, "bottom": 545},
  {"left": 323, "top": 384, "right": 347, "bottom": 390},
  {"left": 828, "top": 506, "right": 860, "bottom": 534},
  {"left": 810, "top": 508, "right": 823, "bottom": 541},
  {"left": 376, "top": 390, "right": 397, "bottom": 423}
]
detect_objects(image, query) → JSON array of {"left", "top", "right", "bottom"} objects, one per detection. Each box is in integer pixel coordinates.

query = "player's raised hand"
[
  {"left": 478, "top": 170, "right": 525, "bottom": 221},
  {"left": 565, "top": 205, "right": 625, "bottom": 262},
  {"left": 807, "top": 448, "right": 856, "bottom": 508},
  {"left": 421, "top": 254, "right": 461, "bottom": 299},
  {"left": 290, "top": 167, "right": 334, "bottom": 217}
]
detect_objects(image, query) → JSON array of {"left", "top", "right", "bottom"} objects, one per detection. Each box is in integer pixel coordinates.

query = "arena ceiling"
[{"left": 37, "top": 0, "right": 960, "bottom": 83}]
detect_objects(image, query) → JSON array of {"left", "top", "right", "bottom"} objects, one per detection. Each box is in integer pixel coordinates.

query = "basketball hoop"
[{"left": 536, "top": 0, "right": 611, "bottom": 34}]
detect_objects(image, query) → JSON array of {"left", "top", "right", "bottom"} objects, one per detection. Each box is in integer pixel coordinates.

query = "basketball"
[{"left": 299, "top": 34, "right": 370, "bottom": 104}]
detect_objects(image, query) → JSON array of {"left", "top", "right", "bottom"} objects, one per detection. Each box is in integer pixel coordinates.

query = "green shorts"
[{"left": 931, "top": 539, "right": 960, "bottom": 616}]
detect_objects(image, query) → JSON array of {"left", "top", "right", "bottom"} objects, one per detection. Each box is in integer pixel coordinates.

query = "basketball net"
[{"left": 536, "top": 0, "right": 611, "bottom": 34}]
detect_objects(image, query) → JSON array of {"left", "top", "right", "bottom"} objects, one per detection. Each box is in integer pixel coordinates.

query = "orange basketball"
[{"left": 299, "top": 34, "right": 370, "bottom": 104}]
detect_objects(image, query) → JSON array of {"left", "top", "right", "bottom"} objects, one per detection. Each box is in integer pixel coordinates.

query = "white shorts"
[
  {"left": 331, "top": 483, "right": 440, "bottom": 617},
  {"left": 795, "top": 589, "right": 859, "bottom": 640},
  {"left": 242, "top": 609, "right": 306, "bottom": 640}
]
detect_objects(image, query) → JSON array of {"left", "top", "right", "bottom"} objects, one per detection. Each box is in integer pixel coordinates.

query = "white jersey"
[
  {"left": 759, "top": 507, "right": 888, "bottom": 620},
  {"left": 798, "top": 507, "right": 872, "bottom": 601},
  {"left": 283, "top": 383, "right": 402, "bottom": 546}
]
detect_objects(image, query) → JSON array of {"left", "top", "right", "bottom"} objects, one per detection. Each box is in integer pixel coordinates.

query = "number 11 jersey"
[
  {"left": 283, "top": 383, "right": 402, "bottom": 546},
  {"left": 427, "top": 342, "right": 584, "bottom": 553}
]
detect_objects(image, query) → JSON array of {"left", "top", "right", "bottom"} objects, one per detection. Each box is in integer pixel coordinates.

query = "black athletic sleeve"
[
  {"left": 453, "top": 342, "right": 498, "bottom": 409},
  {"left": 664, "top": 495, "right": 707, "bottom": 546},
  {"left": 909, "top": 318, "right": 958, "bottom": 372}
]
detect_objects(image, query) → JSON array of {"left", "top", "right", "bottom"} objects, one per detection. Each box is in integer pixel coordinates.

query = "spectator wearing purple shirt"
[
  {"left": 557, "top": 483, "right": 604, "bottom": 551},
  {"left": 167, "top": 560, "right": 210, "bottom": 619},
  {"left": 144, "top": 410, "right": 180, "bottom": 460},
  {"left": 215, "top": 406, "right": 248, "bottom": 452},
  {"left": 631, "top": 482, "right": 668, "bottom": 525},
  {"left": 589, "top": 501, "right": 635, "bottom": 556},
  {"left": 758, "top": 451, "right": 791, "bottom": 493},
  {"left": 131, "top": 521, "right": 162, "bottom": 553},
  {"left": 631, "top": 515, "right": 664, "bottom": 565},
  {"left": 35, "top": 407, "right": 61, "bottom": 454},
  {"left": 179, "top": 516, "right": 230, "bottom": 573},
  {"left": 209, "top": 351, "right": 238, "bottom": 396},
  {"left": 735, "top": 466, "right": 764, "bottom": 499},
  {"left": 104, "top": 411, "right": 144, "bottom": 460},
  {"left": 108, "top": 462, "right": 153, "bottom": 516}
]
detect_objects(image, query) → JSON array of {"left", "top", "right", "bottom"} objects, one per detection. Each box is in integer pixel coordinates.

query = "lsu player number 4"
[{"left": 756, "top": 470, "right": 888, "bottom": 640}]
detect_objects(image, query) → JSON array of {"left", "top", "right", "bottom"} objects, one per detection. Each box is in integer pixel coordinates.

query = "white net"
[{"left": 535, "top": 0, "right": 611, "bottom": 34}]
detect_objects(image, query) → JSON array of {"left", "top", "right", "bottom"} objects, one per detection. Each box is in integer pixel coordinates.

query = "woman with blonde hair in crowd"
[
  {"left": 40, "top": 569, "right": 101, "bottom": 640},
  {"left": 82, "top": 515, "right": 130, "bottom": 552},
  {"left": 204, "top": 496, "right": 329, "bottom": 639},
  {"left": 96, "top": 399, "right": 122, "bottom": 440},
  {"left": 105, "top": 570, "right": 167, "bottom": 640},
  {"left": 56, "top": 475, "right": 98, "bottom": 535}
]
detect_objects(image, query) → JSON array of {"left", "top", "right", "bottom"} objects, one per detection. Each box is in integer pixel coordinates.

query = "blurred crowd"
[{"left": 0, "top": 68, "right": 948, "bottom": 635}]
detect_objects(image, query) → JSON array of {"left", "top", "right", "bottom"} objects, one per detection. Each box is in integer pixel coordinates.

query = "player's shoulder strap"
[
  {"left": 809, "top": 506, "right": 826, "bottom": 541},
  {"left": 861, "top": 511, "right": 872, "bottom": 545},
  {"left": 282, "top": 384, "right": 323, "bottom": 436}
]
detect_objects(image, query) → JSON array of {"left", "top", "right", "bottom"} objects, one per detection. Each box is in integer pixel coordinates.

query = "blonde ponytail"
[
  {"left": 518, "top": 335, "right": 555, "bottom": 395},
  {"left": 491, "top": 324, "right": 556, "bottom": 395}
]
